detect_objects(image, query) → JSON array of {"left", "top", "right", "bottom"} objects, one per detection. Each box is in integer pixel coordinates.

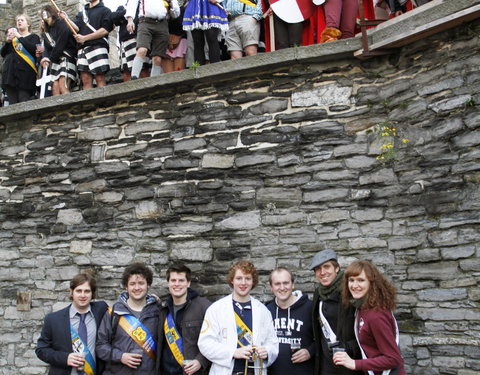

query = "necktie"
[{"left": 78, "top": 313, "right": 88, "bottom": 348}]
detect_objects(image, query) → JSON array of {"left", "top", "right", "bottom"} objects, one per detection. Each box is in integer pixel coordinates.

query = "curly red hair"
[
  {"left": 342, "top": 260, "right": 397, "bottom": 310},
  {"left": 227, "top": 260, "right": 258, "bottom": 289}
]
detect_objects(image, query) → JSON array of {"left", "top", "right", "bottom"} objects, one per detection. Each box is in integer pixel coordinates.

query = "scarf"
[{"left": 316, "top": 270, "right": 344, "bottom": 301}]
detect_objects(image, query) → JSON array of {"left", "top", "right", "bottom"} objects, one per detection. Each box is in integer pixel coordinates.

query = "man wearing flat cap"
[{"left": 310, "top": 250, "right": 362, "bottom": 375}]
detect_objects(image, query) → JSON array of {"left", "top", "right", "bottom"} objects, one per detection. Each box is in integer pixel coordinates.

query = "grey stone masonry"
[{"left": 0, "top": 3, "right": 480, "bottom": 375}]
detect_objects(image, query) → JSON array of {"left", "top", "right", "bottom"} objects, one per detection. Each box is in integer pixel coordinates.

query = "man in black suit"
[{"left": 36, "top": 273, "right": 108, "bottom": 375}]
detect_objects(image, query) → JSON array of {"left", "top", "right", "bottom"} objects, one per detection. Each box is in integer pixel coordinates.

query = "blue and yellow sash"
[
  {"left": 109, "top": 307, "right": 157, "bottom": 360},
  {"left": 164, "top": 312, "right": 184, "bottom": 366},
  {"left": 234, "top": 312, "right": 253, "bottom": 347},
  {"left": 12, "top": 37, "right": 37, "bottom": 74},
  {"left": 70, "top": 323, "right": 96, "bottom": 375}
]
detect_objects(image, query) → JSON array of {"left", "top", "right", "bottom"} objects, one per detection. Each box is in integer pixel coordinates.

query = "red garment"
[{"left": 354, "top": 309, "right": 405, "bottom": 375}]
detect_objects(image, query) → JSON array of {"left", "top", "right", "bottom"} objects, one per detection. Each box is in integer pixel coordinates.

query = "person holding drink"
[
  {"left": 36, "top": 273, "right": 108, "bottom": 375},
  {"left": 1, "top": 14, "right": 40, "bottom": 104},
  {"left": 266, "top": 267, "right": 314, "bottom": 375},
  {"left": 332, "top": 260, "right": 405, "bottom": 375},
  {"left": 310, "top": 249, "right": 362, "bottom": 375}
]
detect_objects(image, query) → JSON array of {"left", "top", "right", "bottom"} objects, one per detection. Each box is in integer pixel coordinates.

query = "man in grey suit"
[{"left": 36, "top": 273, "right": 108, "bottom": 375}]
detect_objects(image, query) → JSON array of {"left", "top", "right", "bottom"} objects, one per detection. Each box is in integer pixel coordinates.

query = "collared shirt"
[
  {"left": 125, "top": 0, "right": 180, "bottom": 21},
  {"left": 69, "top": 305, "right": 97, "bottom": 375},
  {"left": 223, "top": 0, "right": 263, "bottom": 20}
]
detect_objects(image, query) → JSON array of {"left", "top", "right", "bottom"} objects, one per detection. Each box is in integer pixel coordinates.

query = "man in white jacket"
[{"left": 198, "top": 260, "right": 279, "bottom": 375}]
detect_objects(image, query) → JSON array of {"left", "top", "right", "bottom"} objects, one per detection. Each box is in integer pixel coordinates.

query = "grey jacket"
[{"left": 96, "top": 293, "right": 160, "bottom": 375}]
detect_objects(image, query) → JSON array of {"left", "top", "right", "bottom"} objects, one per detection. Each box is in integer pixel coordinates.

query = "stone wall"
[{"left": 0, "top": 8, "right": 479, "bottom": 375}]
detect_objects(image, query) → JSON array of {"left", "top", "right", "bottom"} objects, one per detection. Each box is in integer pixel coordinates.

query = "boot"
[{"left": 320, "top": 27, "right": 342, "bottom": 43}]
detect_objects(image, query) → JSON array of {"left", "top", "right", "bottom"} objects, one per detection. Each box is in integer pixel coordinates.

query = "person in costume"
[
  {"left": 266, "top": 267, "right": 315, "bottom": 375},
  {"left": 198, "top": 260, "right": 278, "bottom": 375},
  {"left": 333, "top": 260, "right": 405, "bottom": 374},
  {"left": 110, "top": 4, "right": 150, "bottom": 81},
  {"left": 319, "top": 0, "right": 358, "bottom": 43},
  {"left": 60, "top": 0, "right": 113, "bottom": 89},
  {"left": 96, "top": 262, "right": 160, "bottom": 374},
  {"left": 36, "top": 273, "right": 109, "bottom": 375},
  {"left": 182, "top": 0, "right": 229, "bottom": 65},
  {"left": 157, "top": 263, "right": 211, "bottom": 375},
  {"left": 126, "top": 0, "right": 181, "bottom": 79},
  {"left": 162, "top": 3, "right": 188, "bottom": 73},
  {"left": 1, "top": 14, "right": 40, "bottom": 104},
  {"left": 310, "top": 249, "right": 362, "bottom": 375},
  {"left": 222, "top": 0, "right": 263, "bottom": 59},
  {"left": 39, "top": 5, "right": 78, "bottom": 96}
]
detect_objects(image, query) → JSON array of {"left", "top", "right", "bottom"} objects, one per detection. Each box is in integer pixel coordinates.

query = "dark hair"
[
  {"left": 122, "top": 263, "right": 153, "bottom": 287},
  {"left": 40, "top": 5, "right": 58, "bottom": 31},
  {"left": 70, "top": 273, "right": 96, "bottom": 299},
  {"left": 227, "top": 260, "right": 258, "bottom": 288},
  {"left": 342, "top": 260, "right": 397, "bottom": 310},
  {"left": 166, "top": 263, "right": 191, "bottom": 282},
  {"left": 269, "top": 267, "right": 294, "bottom": 285}
]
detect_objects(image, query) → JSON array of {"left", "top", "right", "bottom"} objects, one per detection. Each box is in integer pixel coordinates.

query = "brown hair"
[
  {"left": 70, "top": 273, "right": 96, "bottom": 299},
  {"left": 342, "top": 260, "right": 397, "bottom": 310},
  {"left": 122, "top": 262, "right": 153, "bottom": 287},
  {"left": 167, "top": 263, "right": 191, "bottom": 282},
  {"left": 40, "top": 5, "right": 59, "bottom": 31},
  {"left": 269, "top": 267, "right": 294, "bottom": 285},
  {"left": 227, "top": 260, "right": 258, "bottom": 288}
]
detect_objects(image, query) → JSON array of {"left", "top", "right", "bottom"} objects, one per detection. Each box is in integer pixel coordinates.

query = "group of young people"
[
  {"left": 1, "top": 0, "right": 432, "bottom": 105},
  {"left": 35, "top": 252, "right": 404, "bottom": 375}
]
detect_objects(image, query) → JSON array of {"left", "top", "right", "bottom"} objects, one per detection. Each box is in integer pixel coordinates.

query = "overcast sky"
[{"left": 103, "top": 0, "right": 124, "bottom": 11}]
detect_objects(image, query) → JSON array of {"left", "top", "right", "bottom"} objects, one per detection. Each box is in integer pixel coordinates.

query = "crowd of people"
[
  {"left": 0, "top": 0, "right": 433, "bottom": 105},
  {"left": 36, "top": 252, "right": 405, "bottom": 375}
]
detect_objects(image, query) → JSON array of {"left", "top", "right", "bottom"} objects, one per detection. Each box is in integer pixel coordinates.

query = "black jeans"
[{"left": 192, "top": 28, "right": 221, "bottom": 65}]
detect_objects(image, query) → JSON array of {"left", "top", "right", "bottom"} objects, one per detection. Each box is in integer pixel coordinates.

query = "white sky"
[{"left": 103, "top": 0, "right": 125, "bottom": 11}]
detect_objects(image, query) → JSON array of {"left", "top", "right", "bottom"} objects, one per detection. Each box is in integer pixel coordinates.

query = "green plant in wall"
[
  {"left": 190, "top": 61, "right": 201, "bottom": 70},
  {"left": 373, "top": 121, "right": 409, "bottom": 162}
]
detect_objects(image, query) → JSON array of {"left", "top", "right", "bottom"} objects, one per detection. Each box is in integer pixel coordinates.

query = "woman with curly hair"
[{"left": 333, "top": 260, "right": 405, "bottom": 375}]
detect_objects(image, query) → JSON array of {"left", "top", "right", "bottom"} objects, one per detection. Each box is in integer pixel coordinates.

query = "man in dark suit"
[{"left": 36, "top": 273, "right": 108, "bottom": 375}]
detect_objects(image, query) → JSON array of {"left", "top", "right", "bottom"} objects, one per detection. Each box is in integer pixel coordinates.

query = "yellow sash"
[
  {"left": 164, "top": 315, "right": 185, "bottom": 366},
  {"left": 12, "top": 37, "right": 37, "bottom": 74},
  {"left": 234, "top": 312, "right": 253, "bottom": 347},
  {"left": 237, "top": 0, "right": 257, "bottom": 7}
]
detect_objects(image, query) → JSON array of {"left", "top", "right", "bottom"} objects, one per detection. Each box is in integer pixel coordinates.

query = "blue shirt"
[{"left": 223, "top": 0, "right": 263, "bottom": 20}]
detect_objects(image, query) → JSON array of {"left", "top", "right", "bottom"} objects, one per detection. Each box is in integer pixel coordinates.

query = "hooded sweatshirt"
[{"left": 266, "top": 291, "right": 315, "bottom": 375}]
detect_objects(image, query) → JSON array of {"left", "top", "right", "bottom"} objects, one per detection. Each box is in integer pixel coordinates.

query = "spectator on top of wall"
[
  {"left": 1, "top": 14, "right": 40, "bottom": 104},
  {"left": 319, "top": 0, "right": 359, "bottom": 43},
  {"left": 39, "top": 5, "right": 78, "bottom": 96},
  {"left": 162, "top": 2, "right": 188, "bottom": 73},
  {"left": 60, "top": 0, "right": 113, "bottom": 89}
]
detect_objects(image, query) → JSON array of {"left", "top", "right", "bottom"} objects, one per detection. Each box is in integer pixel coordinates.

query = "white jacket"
[{"left": 198, "top": 294, "right": 279, "bottom": 375}]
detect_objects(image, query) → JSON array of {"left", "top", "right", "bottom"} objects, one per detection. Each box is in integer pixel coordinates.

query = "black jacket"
[
  {"left": 74, "top": 1, "right": 113, "bottom": 49},
  {"left": 266, "top": 292, "right": 315, "bottom": 375},
  {"left": 157, "top": 288, "right": 211, "bottom": 375},
  {"left": 35, "top": 301, "right": 108, "bottom": 375},
  {"left": 1, "top": 33, "right": 40, "bottom": 93},
  {"left": 312, "top": 289, "right": 362, "bottom": 375},
  {"left": 43, "top": 19, "right": 77, "bottom": 63}
]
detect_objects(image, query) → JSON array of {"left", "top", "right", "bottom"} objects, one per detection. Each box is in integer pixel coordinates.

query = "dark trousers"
[
  {"left": 192, "top": 28, "right": 221, "bottom": 65},
  {"left": 5, "top": 86, "right": 32, "bottom": 104},
  {"left": 273, "top": 14, "right": 303, "bottom": 49}
]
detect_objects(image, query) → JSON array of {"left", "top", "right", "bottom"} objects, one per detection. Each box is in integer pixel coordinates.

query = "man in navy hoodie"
[{"left": 266, "top": 267, "right": 315, "bottom": 375}]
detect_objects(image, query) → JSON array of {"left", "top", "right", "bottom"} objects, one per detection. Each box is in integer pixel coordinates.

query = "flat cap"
[{"left": 309, "top": 249, "right": 338, "bottom": 270}]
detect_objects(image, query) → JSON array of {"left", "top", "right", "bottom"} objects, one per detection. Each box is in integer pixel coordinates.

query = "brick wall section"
[{"left": 0, "top": 14, "right": 479, "bottom": 375}]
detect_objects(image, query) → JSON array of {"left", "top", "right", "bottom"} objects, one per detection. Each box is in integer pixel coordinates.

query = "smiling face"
[
  {"left": 348, "top": 269, "right": 370, "bottom": 300},
  {"left": 168, "top": 271, "right": 191, "bottom": 302},
  {"left": 126, "top": 274, "right": 149, "bottom": 303},
  {"left": 314, "top": 260, "right": 340, "bottom": 287},
  {"left": 232, "top": 269, "right": 253, "bottom": 302},
  {"left": 270, "top": 269, "right": 294, "bottom": 305},
  {"left": 70, "top": 281, "right": 93, "bottom": 312}
]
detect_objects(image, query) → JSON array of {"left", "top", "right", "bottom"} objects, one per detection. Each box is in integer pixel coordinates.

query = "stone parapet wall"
[{"left": 0, "top": 7, "right": 479, "bottom": 375}]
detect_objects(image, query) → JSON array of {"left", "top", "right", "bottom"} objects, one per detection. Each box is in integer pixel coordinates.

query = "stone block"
[
  {"left": 170, "top": 240, "right": 213, "bottom": 262},
  {"left": 56, "top": 209, "right": 83, "bottom": 225},
  {"left": 359, "top": 168, "right": 398, "bottom": 185},
  {"left": 202, "top": 154, "right": 235, "bottom": 169},
  {"left": 106, "top": 143, "right": 147, "bottom": 159},
  {"left": 452, "top": 130, "right": 480, "bottom": 148},
  {"left": 95, "top": 191, "right": 123, "bottom": 203},
  {"left": 256, "top": 187, "right": 302, "bottom": 208},
  {"left": 428, "top": 94, "right": 472, "bottom": 114},
  {"left": 408, "top": 261, "right": 458, "bottom": 280},
  {"left": 216, "top": 211, "right": 261, "bottom": 231},
  {"left": 348, "top": 237, "right": 387, "bottom": 250},
  {"left": 292, "top": 84, "right": 352, "bottom": 107},
  {"left": 124, "top": 121, "right": 170, "bottom": 135},
  {"left": 417, "top": 288, "right": 468, "bottom": 302},
  {"left": 309, "top": 209, "right": 349, "bottom": 224},
  {"left": 303, "top": 188, "right": 349, "bottom": 202},
  {"left": 174, "top": 138, "right": 207, "bottom": 152},
  {"left": 135, "top": 201, "right": 163, "bottom": 219},
  {"left": 77, "top": 127, "right": 121, "bottom": 141},
  {"left": 70, "top": 240, "right": 92, "bottom": 254},
  {"left": 163, "top": 222, "right": 213, "bottom": 236},
  {"left": 440, "top": 245, "right": 475, "bottom": 260},
  {"left": 249, "top": 99, "right": 289, "bottom": 115}
]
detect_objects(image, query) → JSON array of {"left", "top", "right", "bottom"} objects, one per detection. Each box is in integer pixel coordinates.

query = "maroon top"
[{"left": 354, "top": 308, "right": 405, "bottom": 375}]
